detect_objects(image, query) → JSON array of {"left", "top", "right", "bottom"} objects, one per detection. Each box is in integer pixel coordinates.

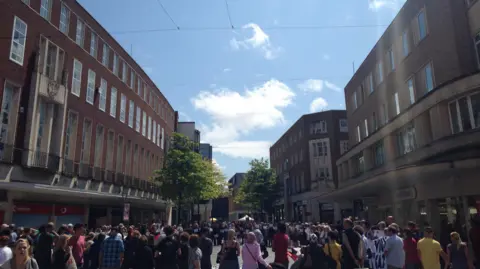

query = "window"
[
  {"left": 424, "top": 63, "right": 434, "bottom": 92},
  {"left": 161, "top": 128, "right": 164, "bottom": 149},
  {"left": 125, "top": 140, "right": 132, "bottom": 175},
  {"left": 364, "top": 119, "right": 369, "bottom": 137},
  {"left": 396, "top": 123, "right": 416, "bottom": 156},
  {"left": 94, "top": 125, "right": 104, "bottom": 167},
  {"left": 120, "top": 94, "right": 126, "bottom": 123},
  {"left": 0, "top": 83, "right": 18, "bottom": 145},
  {"left": 10, "top": 17, "right": 27, "bottom": 65},
  {"left": 86, "top": 70, "right": 95, "bottom": 104},
  {"left": 353, "top": 152, "right": 365, "bottom": 176},
  {"left": 449, "top": 92, "right": 480, "bottom": 134},
  {"left": 407, "top": 78, "right": 415, "bottom": 104},
  {"left": 59, "top": 4, "right": 70, "bottom": 34},
  {"left": 368, "top": 73, "right": 374, "bottom": 94},
  {"left": 356, "top": 125, "right": 361, "bottom": 142},
  {"left": 148, "top": 116, "right": 152, "bottom": 140},
  {"left": 339, "top": 119, "right": 348, "bottom": 132},
  {"left": 98, "top": 79, "right": 107, "bottom": 111},
  {"left": 388, "top": 48, "right": 395, "bottom": 71},
  {"left": 39, "top": 37, "right": 66, "bottom": 82},
  {"left": 64, "top": 111, "right": 78, "bottom": 160},
  {"left": 102, "top": 44, "right": 109, "bottom": 67},
  {"left": 418, "top": 10, "right": 428, "bottom": 41},
  {"left": 142, "top": 111, "right": 147, "bottom": 136},
  {"left": 40, "top": 0, "right": 51, "bottom": 20},
  {"left": 394, "top": 92, "right": 400, "bottom": 115},
  {"left": 144, "top": 85, "right": 148, "bottom": 101},
  {"left": 475, "top": 34, "right": 480, "bottom": 67},
  {"left": 130, "top": 71, "right": 135, "bottom": 89},
  {"left": 315, "top": 168, "right": 330, "bottom": 182},
  {"left": 75, "top": 19, "right": 84, "bottom": 47},
  {"left": 71, "top": 59, "right": 82, "bottom": 96},
  {"left": 80, "top": 119, "right": 92, "bottom": 164},
  {"left": 113, "top": 54, "right": 119, "bottom": 76},
  {"left": 382, "top": 103, "right": 388, "bottom": 125},
  {"left": 136, "top": 107, "right": 141, "bottom": 132},
  {"left": 157, "top": 124, "right": 161, "bottom": 146},
  {"left": 352, "top": 92, "right": 357, "bottom": 110},
  {"left": 122, "top": 62, "right": 127, "bottom": 83},
  {"left": 340, "top": 141, "right": 349, "bottom": 155},
  {"left": 402, "top": 30, "right": 410, "bottom": 56},
  {"left": 312, "top": 139, "right": 328, "bottom": 158},
  {"left": 106, "top": 131, "right": 114, "bottom": 170},
  {"left": 376, "top": 62, "right": 383, "bottom": 85},
  {"left": 137, "top": 79, "right": 142, "bottom": 96},
  {"left": 128, "top": 100, "right": 134, "bottom": 128},
  {"left": 116, "top": 135, "right": 124, "bottom": 172},
  {"left": 310, "top": 120, "right": 327, "bottom": 134},
  {"left": 372, "top": 112, "right": 378, "bottom": 131},
  {"left": 373, "top": 140, "right": 385, "bottom": 167},
  {"left": 110, "top": 87, "right": 117, "bottom": 117},
  {"left": 90, "top": 32, "right": 97, "bottom": 58},
  {"left": 153, "top": 120, "right": 157, "bottom": 143}
]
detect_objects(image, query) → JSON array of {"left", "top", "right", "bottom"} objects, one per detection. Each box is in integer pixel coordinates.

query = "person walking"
[
  {"left": 69, "top": 224, "right": 86, "bottom": 269},
  {"left": 242, "top": 232, "right": 271, "bottom": 269},
  {"left": 384, "top": 225, "right": 405, "bottom": 269},
  {"left": 200, "top": 228, "right": 213, "bottom": 269},
  {"left": 1, "top": 239, "right": 39, "bottom": 269},
  {"left": 188, "top": 235, "right": 202, "bottom": 269},
  {"left": 219, "top": 230, "right": 240, "bottom": 269},
  {"left": 99, "top": 227, "right": 125, "bottom": 269},
  {"left": 417, "top": 227, "right": 448, "bottom": 269},
  {"left": 132, "top": 236, "right": 154, "bottom": 269},
  {"left": 272, "top": 223, "right": 289, "bottom": 269},
  {"left": 52, "top": 235, "right": 74, "bottom": 269},
  {"left": 445, "top": 232, "right": 474, "bottom": 269}
]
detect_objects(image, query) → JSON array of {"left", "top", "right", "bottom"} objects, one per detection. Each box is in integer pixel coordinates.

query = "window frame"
[
  {"left": 424, "top": 62, "right": 434, "bottom": 92},
  {"left": 86, "top": 69, "right": 95, "bottom": 105},
  {"left": 98, "top": 79, "right": 107, "bottom": 111},
  {"left": 128, "top": 100, "right": 134, "bottom": 128},
  {"left": 120, "top": 94, "right": 126, "bottom": 123},
  {"left": 75, "top": 19, "right": 85, "bottom": 47},
  {"left": 407, "top": 77, "right": 415, "bottom": 105},
  {"left": 71, "top": 59, "right": 82, "bottom": 97},
  {"left": 394, "top": 92, "right": 400, "bottom": 115},
  {"left": 40, "top": 0, "right": 52, "bottom": 21},
  {"left": 59, "top": 3, "right": 70, "bottom": 35},
  {"left": 417, "top": 9, "right": 428, "bottom": 42},
  {"left": 110, "top": 87, "right": 117, "bottom": 118},
  {"left": 10, "top": 16, "right": 27, "bottom": 66},
  {"left": 448, "top": 92, "right": 480, "bottom": 134},
  {"left": 90, "top": 32, "right": 98, "bottom": 58}
]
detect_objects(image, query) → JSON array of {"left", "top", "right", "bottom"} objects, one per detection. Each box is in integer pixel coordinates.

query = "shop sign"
[
  {"left": 13, "top": 203, "right": 52, "bottom": 215},
  {"left": 55, "top": 205, "right": 85, "bottom": 216},
  {"left": 394, "top": 187, "right": 417, "bottom": 201},
  {"left": 123, "top": 203, "right": 130, "bottom": 222}
]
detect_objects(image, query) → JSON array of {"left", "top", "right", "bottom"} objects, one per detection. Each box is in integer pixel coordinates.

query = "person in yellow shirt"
[
  {"left": 323, "top": 231, "right": 342, "bottom": 269},
  {"left": 417, "top": 227, "right": 448, "bottom": 269}
]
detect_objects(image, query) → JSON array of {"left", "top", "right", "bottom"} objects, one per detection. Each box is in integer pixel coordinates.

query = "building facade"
[
  {"left": 199, "top": 143, "right": 212, "bottom": 161},
  {"left": 270, "top": 110, "right": 348, "bottom": 223},
  {"left": 228, "top": 173, "right": 248, "bottom": 220},
  {"left": 333, "top": 0, "right": 480, "bottom": 237},
  {"left": 0, "top": 0, "right": 176, "bottom": 227},
  {"left": 177, "top": 122, "right": 200, "bottom": 152}
]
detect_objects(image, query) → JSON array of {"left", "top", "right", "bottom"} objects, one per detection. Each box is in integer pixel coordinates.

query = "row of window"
[
  {"left": 287, "top": 172, "right": 306, "bottom": 196},
  {"left": 64, "top": 111, "right": 163, "bottom": 180},
  {"left": 274, "top": 149, "right": 304, "bottom": 175},
  {"left": 354, "top": 62, "right": 434, "bottom": 143},
  {"left": 16, "top": 0, "right": 174, "bottom": 128}
]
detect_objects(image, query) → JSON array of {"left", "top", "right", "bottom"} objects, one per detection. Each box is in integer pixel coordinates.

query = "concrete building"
[
  {"left": 0, "top": 0, "right": 176, "bottom": 227},
  {"left": 177, "top": 122, "right": 200, "bottom": 152},
  {"left": 228, "top": 173, "right": 248, "bottom": 220},
  {"left": 270, "top": 110, "right": 348, "bottom": 223},
  {"left": 332, "top": 0, "right": 480, "bottom": 237},
  {"left": 199, "top": 143, "right": 213, "bottom": 161}
]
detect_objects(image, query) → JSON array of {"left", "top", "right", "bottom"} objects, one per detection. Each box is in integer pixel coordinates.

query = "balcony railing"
[
  {"left": 22, "top": 148, "right": 60, "bottom": 173},
  {"left": 105, "top": 170, "right": 114, "bottom": 183},
  {"left": 115, "top": 173, "right": 125, "bottom": 186},
  {"left": 92, "top": 167, "right": 105, "bottom": 181},
  {"left": 78, "top": 163, "right": 92, "bottom": 179}
]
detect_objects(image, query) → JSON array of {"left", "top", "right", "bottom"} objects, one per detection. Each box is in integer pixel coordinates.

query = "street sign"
[{"left": 123, "top": 203, "right": 130, "bottom": 222}]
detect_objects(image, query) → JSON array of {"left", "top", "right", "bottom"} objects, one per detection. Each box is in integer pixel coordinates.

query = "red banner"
[
  {"left": 13, "top": 203, "right": 52, "bottom": 215},
  {"left": 55, "top": 205, "right": 85, "bottom": 216}
]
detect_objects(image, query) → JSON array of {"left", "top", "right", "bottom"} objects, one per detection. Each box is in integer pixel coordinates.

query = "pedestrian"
[
  {"left": 188, "top": 235, "right": 202, "bottom": 269},
  {"left": 200, "top": 228, "right": 213, "bottom": 269},
  {"left": 1, "top": 238, "right": 39, "bottom": 269},
  {"left": 132, "top": 235, "right": 154, "bottom": 269},
  {"left": 52, "top": 235, "right": 75, "bottom": 269},
  {"left": 219, "top": 230, "right": 240, "bottom": 269},
  {"left": 417, "top": 227, "right": 448, "bottom": 269},
  {"left": 69, "top": 224, "right": 86, "bottom": 269},
  {"left": 99, "top": 227, "right": 124, "bottom": 269},
  {"left": 242, "top": 232, "right": 271, "bottom": 269},
  {"left": 156, "top": 226, "right": 179, "bottom": 269},
  {"left": 445, "top": 231, "right": 473, "bottom": 269},
  {"left": 0, "top": 235, "right": 12, "bottom": 266},
  {"left": 272, "top": 222, "right": 289, "bottom": 269},
  {"left": 384, "top": 225, "right": 405, "bottom": 269}
]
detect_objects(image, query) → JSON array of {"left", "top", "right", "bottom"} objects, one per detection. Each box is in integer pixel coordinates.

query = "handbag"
[{"left": 245, "top": 244, "right": 267, "bottom": 269}]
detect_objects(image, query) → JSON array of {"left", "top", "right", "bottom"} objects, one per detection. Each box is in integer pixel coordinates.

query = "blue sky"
[{"left": 78, "top": 0, "right": 405, "bottom": 178}]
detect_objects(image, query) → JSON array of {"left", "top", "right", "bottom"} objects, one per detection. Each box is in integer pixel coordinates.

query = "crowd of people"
[{"left": 0, "top": 215, "right": 477, "bottom": 269}]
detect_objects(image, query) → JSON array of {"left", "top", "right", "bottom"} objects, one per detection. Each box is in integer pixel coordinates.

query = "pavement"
[{"left": 211, "top": 245, "right": 294, "bottom": 269}]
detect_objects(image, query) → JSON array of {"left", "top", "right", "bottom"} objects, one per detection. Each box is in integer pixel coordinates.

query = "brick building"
[
  {"left": 331, "top": 0, "right": 480, "bottom": 237},
  {"left": 0, "top": 0, "right": 175, "bottom": 227},
  {"left": 269, "top": 110, "right": 348, "bottom": 223}
]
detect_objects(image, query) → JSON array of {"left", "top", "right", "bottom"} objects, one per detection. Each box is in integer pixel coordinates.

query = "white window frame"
[
  {"left": 10, "top": 17, "right": 27, "bottom": 66},
  {"left": 388, "top": 48, "right": 395, "bottom": 71},
  {"left": 394, "top": 92, "right": 400, "bottom": 115},
  {"left": 136, "top": 107, "right": 141, "bottom": 132},
  {"left": 110, "top": 87, "right": 117, "bottom": 118},
  {"left": 86, "top": 70, "right": 95, "bottom": 105},
  {"left": 424, "top": 63, "right": 434, "bottom": 92},
  {"left": 128, "top": 100, "right": 134, "bottom": 128},
  {"left": 356, "top": 125, "right": 361, "bottom": 142},
  {"left": 102, "top": 44, "right": 109, "bottom": 67},
  {"left": 122, "top": 62, "right": 127, "bottom": 83},
  {"left": 90, "top": 32, "right": 97, "bottom": 58},
  {"left": 113, "top": 54, "right": 119, "bottom": 75},
  {"left": 120, "top": 94, "right": 126, "bottom": 123},
  {"left": 130, "top": 71, "right": 135, "bottom": 89},
  {"left": 364, "top": 119, "right": 369, "bottom": 137},
  {"left": 448, "top": 92, "right": 480, "bottom": 134},
  {"left": 153, "top": 120, "right": 157, "bottom": 143},
  {"left": 98, "top": 79, "right": 107, "bottom": 111},
  {"left": 137, "top": 79, "right": 142, "bottom": 96},
  {"left": 75, "top": 19, "right": 85, "bottom": 47},
  {"left": 340, "top": 140, "right": 349, "bottom": 155},
  {"left": 148, "top": 116, "right": 152, "bottom": 140},
  {"left": 161, "top": 128, "right": 164, "bottom": 149},
  {"left": 376, "top": 62, "right": 383, "bottom": 85},
  {"left": 402, "top": 30, "right": 409, "bottom": 57},
  {"left": 339, "top": 119, "right": 348, "bottom": 132},
  {"left": 407, "top": 78, "right": 415, "bottom": 104},
  {"left": 417, "top": 10, "right": 428, "bottom": 42},
  {"left": 142, "top": 111, "right": 147, "bottom": 136},
  {"left": 59, "top": 4, "right": 70, "bottom": 35},
  {"left": 40, "top": 0, "right": 52, "bottom": 21},
  {"left": 71, "top": 59, "right": 82, "bottom": 97}
]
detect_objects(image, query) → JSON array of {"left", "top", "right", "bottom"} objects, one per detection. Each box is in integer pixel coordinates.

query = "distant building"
[
  {"left": 200, "top": 143, "right": 213, "bottom": 161},
  {"left": 177, "top": 122, "right": 201, "bottom": 152},
  {"left": 228, "top": 173, "right": 248, "bottom": 220}
]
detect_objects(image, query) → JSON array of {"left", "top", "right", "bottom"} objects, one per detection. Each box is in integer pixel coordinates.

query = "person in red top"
[
  {"left": 68, "top": 223, "right": 86, "bottom": 268},
  {"left": 403, "top": 229, "right": 420, "bottom": 269},
  {"left": 272, "top": 222, "right": 289, "bottom": 269}
]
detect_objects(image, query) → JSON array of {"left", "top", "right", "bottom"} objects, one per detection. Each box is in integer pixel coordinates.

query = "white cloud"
[
  {"left": 230, "top": 23, "right": 283, "bottom": 60},
  {"left": 212, "top": 158, "right": 226, "bottom": 171},
  {"left": 310, "top": 98, "right": 328, "bottom": 113},
  {"left": 368, "top": 0, "right": 405, "bottom": 11},
  {"left": 298, "top": 79, "right": 342, "bottom": 93},
  {"left": 192, "top": 79, "right": 295, "bottom": 158},
  {"left": 223, "top": 68, "right": 231, "bottom": 73}
]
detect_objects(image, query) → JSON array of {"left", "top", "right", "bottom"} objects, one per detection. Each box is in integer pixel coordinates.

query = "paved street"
[{"left": 210, "top": 245, "right": 294, "bottom": 269}]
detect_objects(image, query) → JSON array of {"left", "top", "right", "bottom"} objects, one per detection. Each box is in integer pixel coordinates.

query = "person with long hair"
[
  {"left": 219, "top": 230, "right": 240, "bottom": 269},
  {"left": 445, "top": 232, "right": 474, "bottom": 269},
  {"left": 1, "top": 239, "right": 39, "bottom": 269},
  {"left": 52, "top": 235, "right": 73, "bottom": 269},
  {"left": 242, "top": 232, "right": 271, "bottom": 269},
  {"left": 0, "top": 235, "right": 12, "bottom": 266}
]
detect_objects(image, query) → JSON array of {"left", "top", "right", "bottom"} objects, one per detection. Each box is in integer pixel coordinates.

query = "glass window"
[
  {"left": 40, "top": 0, "right": 51, "bottom": 20},
  {"left": 402, "top": 30, "right": 409, "bottom": 56},
  {"left": 339, "top": 119, "right": 348, "bottom": 132},
  {"left": 137, "top": 79, "right": 142, "bottom": 96},
  {"left": 153, "top": 120, "right": 157, "bottom": 142},
  {"left": 94, "top": 125, "right": 104, "bottom": 167},
  {"left": 356, "top": 125, "right": 361, "bottom": 142},
  {"left": 75, "top": 19, "right": 84, "bottom": 47},
  {"left": 407, "top": 78, "right": 415, "bottom": 104},
  {"left": 120, "top": 94, "right": 126, "bottom": 123},
  {"left": 388, "top": 48, "right": 395, "bottom": 71},
  {"left": 128, "top": 100, "right": 134, "bottom": 128},
  {"left": 471, "top": 93, "right": 480, "bottom": 128},
  {"left": 122, "top": 62, "right": 127, "bottom": 83},
  {"left": 90, "top": 33, "right": 97, "bottom": 58},
  {"left": 449, "top": 92, "right": 480, "bottom": 134},
  {"left": 144, "top": 84, "right": 148, "bottom": 101},
  {"left": 425, "top": 63, "right": 434, "bottom": 92},
  {"left": 449, "top": 102, "right": 461, "bottom": 134},
  {"left": 102, "top": 44, "right": 109, "bottom": 67},
  {"left": 86, "top": 70, "right": 95, "bottom": 104},
  {"left": 352, "top": 92, "right": 357, "bottom": 110},
  {"left": 130, "top": 71, "right": 135, "bottom": 89},
  {"left": 396, "top": 123, "right": 416, "bottom": 156},
  {"left": 59, "top": 4, "right": 70, "bottom": 34},
  {"left": 376, "top": 62, "right": 383, "bottom": 85},
  {"left": 110, "top": 87, "right": 117, "bottom": 117},
  {"left": 364, "top": 119, "right": 369, "bottom": 137},
  {"left": 373, "top": 141, "right": 385, "bottom": 167},
  {"left": 21, "top": 0, "right": 30, "bottom": 5},
  {"left": 136, "top": 107, "right": 141, "bottom": 132},
  {"left": 394, "top": 92, "right": 400, "bottom": 115},
  {"left": 148, "top": 116, "right": 152, "bottom": 140},
  {"left": 418, "top": 10, "right": 427, "bottom": 41},
  {"left": 113, "top": 54, "right": 119, "bottom": 75},
  {"left": 142, "top": 112, "right": 147, "bottom": 136},
  {"left": 369, "top": 73, "right": 374, "bottom": 94},
  {"left": 98, "top": 79, "right": 107, "bottom": 111},
  {"left": 71, "top": 59, "right": 82, "bottom": 96},
  {"left": 10, "top": 17, "right": 27, "bottom": 66}
]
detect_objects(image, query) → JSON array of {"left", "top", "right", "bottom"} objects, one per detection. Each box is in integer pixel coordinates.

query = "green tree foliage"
[
  {"left": 155, "top": 133, "right": 227, "bottom": 218},
  {"left": 234, "top": 158, "right": 282, "bottom": 216}
]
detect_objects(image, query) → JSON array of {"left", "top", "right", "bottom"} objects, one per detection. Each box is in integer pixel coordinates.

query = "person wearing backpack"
[
  {"left": 299, "top": 234, "right": 325, "bottom": 269},
  {"left": 156, "top": 226, "right": 180, "bottom": 269}
]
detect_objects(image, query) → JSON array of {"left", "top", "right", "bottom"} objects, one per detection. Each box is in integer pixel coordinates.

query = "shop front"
[
  {"left": 12, "top": 202, "right": 52, "bottom": 227},
  {"left": 55, "top": 205, "right": 85, "bottom": 226}
]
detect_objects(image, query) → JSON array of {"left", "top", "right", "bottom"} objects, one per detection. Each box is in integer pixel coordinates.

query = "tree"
[
  {"left": 155, "top": 133, "right": 227, "bottom": 223},
  {"left": 234, "top": 158, "right": 282, "bottom": 220}
]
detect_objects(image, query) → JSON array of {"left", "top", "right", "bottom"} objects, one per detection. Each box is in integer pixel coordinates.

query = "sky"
[{"left": 78, "top": 0, "right": 406, "bottom": 179}]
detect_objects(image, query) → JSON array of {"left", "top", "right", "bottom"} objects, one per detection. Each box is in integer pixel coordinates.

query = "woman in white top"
[{"left": 0, "top": 236, "right": 12, "bottom": 266}]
